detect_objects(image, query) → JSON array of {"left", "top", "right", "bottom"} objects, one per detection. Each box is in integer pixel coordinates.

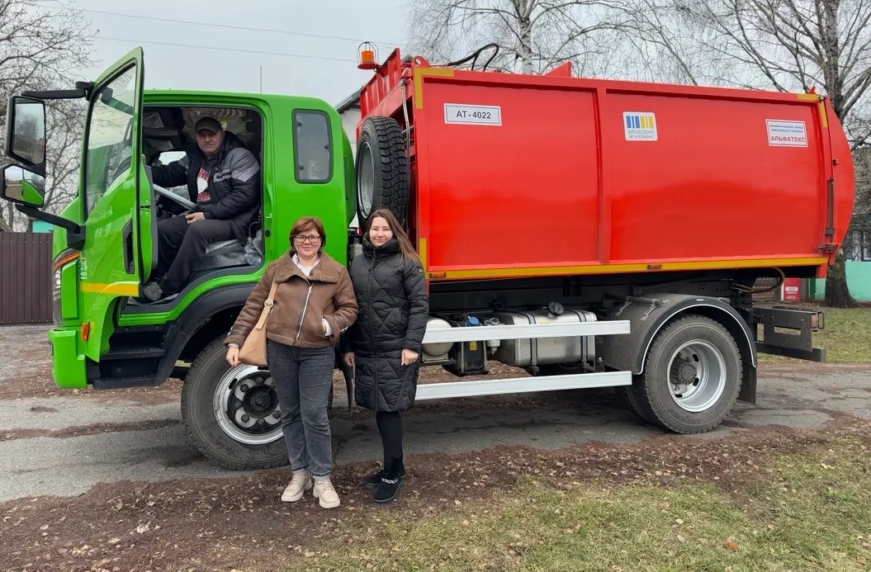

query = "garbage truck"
[{"left": 0, "top": 45, "right": 853, "bottom": 470}]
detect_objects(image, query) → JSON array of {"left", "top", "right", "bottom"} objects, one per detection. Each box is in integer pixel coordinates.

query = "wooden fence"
[{"left": 0, "top": 232, "right": 53, "bottom": 325}]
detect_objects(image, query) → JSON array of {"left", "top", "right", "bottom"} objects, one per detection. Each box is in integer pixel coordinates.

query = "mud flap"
[{"left": 738, "top": 365, "right": 757, "bottom": 405}]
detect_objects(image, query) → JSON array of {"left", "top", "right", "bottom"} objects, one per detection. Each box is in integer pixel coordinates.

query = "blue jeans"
[{"left": 266, "top": 340, "right": 335, "bottom": 478}]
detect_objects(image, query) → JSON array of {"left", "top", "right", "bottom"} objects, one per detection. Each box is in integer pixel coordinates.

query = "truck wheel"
[
  {"left": 634, "top": 315, "right": 742, "bottom": 434},
  {"left": 355, "top": 116, "right": 409, "bottom": 229},
  {"left": 181, "top": 338, "right": 288, "bottom": 470},
  {"left": 615, "top": 384, "right": 654, "bottom": 423}
]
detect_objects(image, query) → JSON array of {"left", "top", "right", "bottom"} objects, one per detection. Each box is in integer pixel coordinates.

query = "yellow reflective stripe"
[
  {"left": 426, "top": 257, "right": 828, "bottom": 280},
  {"left": 418, "top": 237, "right": 428, "bottom": 271},
  {"left": 80, "top": 283, "right": 140, "bottom": 296},
  {"left": 795, "top": 94, "right": 828, "bottom": 129},
  {"left": 413, "top": 67, "right": 455, "bottom": 109}
]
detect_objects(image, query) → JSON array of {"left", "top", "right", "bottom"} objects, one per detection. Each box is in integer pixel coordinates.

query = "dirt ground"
[
  {"left": 0, "top": 326, "right": 183, "bottom": 405},
  {"left": 2, "top": 324, "right": 871, "bottom": 571},
  {"left": 4, "top": 414, "right": 868, "bottom": 571}
]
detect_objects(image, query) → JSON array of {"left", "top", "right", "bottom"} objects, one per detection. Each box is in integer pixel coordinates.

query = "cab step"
[
  {"left": 94, "top": 346, "right": 168, "bottom": 383},
  {"left": 102, "top": 347, "right": 167, "bottom": 360},
  {"left": 92, "top": 375, "right": 157, "bottom": 390}
]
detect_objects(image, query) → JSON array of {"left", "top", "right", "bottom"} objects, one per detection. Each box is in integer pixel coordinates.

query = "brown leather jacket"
[{"left": 225, "top": 251, "right": 358, "bottom": 349}]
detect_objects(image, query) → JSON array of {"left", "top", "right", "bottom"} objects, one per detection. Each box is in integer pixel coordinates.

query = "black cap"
[{"left": 195, "top": 117, "right": 223, "bottom": 134}]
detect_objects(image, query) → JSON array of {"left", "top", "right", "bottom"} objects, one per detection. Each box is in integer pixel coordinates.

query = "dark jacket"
[
  {"left": 342, "top": 236, "right": 429, "bottom": 412},
  {"left": 225, "top": 250, "right": 358, "bottom": 349},
  {"left": 152, "top": 131, "right": 260, "bottom": 242}
]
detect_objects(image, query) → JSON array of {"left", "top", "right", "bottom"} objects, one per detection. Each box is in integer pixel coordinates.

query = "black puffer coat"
[{"left": 342, "top": 236, "right": 429, "bottom": 412}]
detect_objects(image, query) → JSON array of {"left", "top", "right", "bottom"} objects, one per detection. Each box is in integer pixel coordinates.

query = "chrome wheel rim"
[
  {"left": 213, "top": 365, "right": 283, "bottom": 445},
  {"left": 357, "top": 142, "right": 375, "bottom": 219},
  {"left": 667, "top": 340, "right": 727, "bottom": 413}
]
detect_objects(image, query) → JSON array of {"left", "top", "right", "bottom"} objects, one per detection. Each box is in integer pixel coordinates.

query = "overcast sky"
[{"left": 43, "top": 0, "right": 411, "bottom": 107}]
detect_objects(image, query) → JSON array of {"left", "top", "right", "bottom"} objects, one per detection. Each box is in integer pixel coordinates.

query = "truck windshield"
[{"left": 84, "top": 65, "right": 137, "bottom": 217}]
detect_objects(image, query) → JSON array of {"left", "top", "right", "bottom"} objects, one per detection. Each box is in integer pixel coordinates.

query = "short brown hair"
[
  {"left": 368, "top": 209, "right": 418, "bottom": 262},
  {"left": 289, "top": 216, "right": 326, "bottom": 252}
]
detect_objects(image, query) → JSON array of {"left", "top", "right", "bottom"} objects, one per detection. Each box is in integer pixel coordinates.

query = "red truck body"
[{"left": 358, "top": 50, "right": 855, "bottom": 283}]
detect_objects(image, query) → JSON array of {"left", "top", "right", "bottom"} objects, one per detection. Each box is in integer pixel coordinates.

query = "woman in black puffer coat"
[{"left": 341, "top": 208, "right": 429, "bottom": 504}]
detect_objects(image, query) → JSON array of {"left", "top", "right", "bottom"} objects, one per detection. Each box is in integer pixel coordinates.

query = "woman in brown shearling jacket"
[{"left": 224, "top": 216, "right": 358, "bottom": 509}]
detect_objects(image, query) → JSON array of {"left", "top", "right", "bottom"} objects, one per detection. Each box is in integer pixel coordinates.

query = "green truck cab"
[{"left": 0, "top": 48, "right": 357, "bottom": 469}]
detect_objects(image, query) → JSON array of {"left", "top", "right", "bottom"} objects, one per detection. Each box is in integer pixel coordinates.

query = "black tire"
[
  {"left": 615, "top": 384, "right": 654, "bottom": 423},
  {"left": 181, "top": 338, "right": 289, "bottom": 470},
  {"left": 633, "top": 315, "right": 742, "bottom": 434},
  {"left": 355, "top": 116, "right": 409, "bottom": 229},
  {"left": 537, "top": 363, "right": 652, "bottom": 423}
]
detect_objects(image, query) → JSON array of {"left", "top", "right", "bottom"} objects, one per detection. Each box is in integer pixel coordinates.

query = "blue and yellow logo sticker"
[{"left": 623, "top": 112, "right": 658, "bottom": 141}]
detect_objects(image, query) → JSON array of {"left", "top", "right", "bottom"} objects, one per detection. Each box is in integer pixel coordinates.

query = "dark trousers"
[
  {"left": 266, "top": 341, "right": 336, "bottom": 478},
  {"left": 376, "top": 411, "right": 402, "bottom": 458},
  {"left": 156, "top": 216, "right": 234, "bottom": 293}
]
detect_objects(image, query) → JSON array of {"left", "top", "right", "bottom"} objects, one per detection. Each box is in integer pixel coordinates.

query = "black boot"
[
  {"left": 365, "top": 454, "right": 405, "bottom": 488},
  {"left": 373, "top": 455, "right": 403, "bottom": 503}
]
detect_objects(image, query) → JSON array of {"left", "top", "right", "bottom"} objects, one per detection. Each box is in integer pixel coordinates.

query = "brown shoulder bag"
[{"left": 238, "top": 280, "right": 279, "bottom": 367}]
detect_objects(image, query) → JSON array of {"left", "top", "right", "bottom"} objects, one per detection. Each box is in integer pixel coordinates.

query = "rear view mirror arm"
[
  {"left": 22, "top": 82, "right": 94, "bottom": 101},
  {"left": 15, "top": 204, "right": 84, "bottom": 249}
]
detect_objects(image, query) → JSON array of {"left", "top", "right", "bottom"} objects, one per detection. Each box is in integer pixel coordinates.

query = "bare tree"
[
  {"left": 406, "top": 0, "right": 626, "bottom": 76},
  {"left": 605, "top": 0, "right": 737, "bottom": 84},
  {"left": 0, "top": 0, "right": 95, "bottom": 231},
  {"left": 854, "top": 146, "right": 871, "bottom": 218},
  {"left": 840, "top": 146, "right": 870, "bottom": 266},
  {"left": 613, "top": 0, "right": 871, "bottom": 307},
  {"left": 41, "top": 99, "right": 85, "bottom": 213}
]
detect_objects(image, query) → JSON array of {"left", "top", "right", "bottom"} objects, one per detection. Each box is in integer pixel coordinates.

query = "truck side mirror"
[
  {"left": 4, "top": 95, "right": 47, "bottom": 176},
  {"left": 0, "top": 164, "right": 46, "bottom": 208}
]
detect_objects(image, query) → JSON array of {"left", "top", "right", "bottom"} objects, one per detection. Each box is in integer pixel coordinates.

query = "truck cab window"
[
  {"left": 293, "top": 110, "right": 331, "bottom": 183},
  {"left": 84, "top": 66, "right": 137, "bottom": 217}
]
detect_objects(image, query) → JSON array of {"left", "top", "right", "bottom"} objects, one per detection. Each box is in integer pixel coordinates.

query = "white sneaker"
[
  {"left": 312, "top": 477, "right": 340, "bottom": 509},
  {"left": 281, "top": 470, "right": 312, "bottom": 502}
]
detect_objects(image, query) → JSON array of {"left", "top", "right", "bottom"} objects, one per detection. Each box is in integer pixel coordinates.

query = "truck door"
[{"left": 78, "top": 48, "right": 151, "bottom": 361}]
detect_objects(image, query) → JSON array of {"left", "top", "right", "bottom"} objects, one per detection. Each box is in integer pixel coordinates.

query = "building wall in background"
[
  {"left": 337, "top": 93, "right": 361, "bottom": 228},
  {"left": 30, "top": 220, "right": 53, "bottom": 233},
  {"left": 811, "top": 263, "right": 871, "bottom": 302},
  {"left": 340, "top": 108, "right": 360, "bottom": 155},
  {"left": 810, "top": 227, "right": 871, "bottom": 302}
]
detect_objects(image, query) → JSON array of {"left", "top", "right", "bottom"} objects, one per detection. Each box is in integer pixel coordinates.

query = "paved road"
[{"left": 2, "top": 363, "right": 870, "bottom": 503}]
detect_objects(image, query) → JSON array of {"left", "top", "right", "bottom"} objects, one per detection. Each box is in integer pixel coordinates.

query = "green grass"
[
  {"left": 289, "top": 435, "right": 871, "bottom": 571},
  {"left": 273, "top": 306, "right": 871, "bottom": 571},
  {"left": 759, "top": 305, "right": 871, "bottom": 364}
]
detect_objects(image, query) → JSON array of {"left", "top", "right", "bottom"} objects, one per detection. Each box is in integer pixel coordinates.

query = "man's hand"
[{"left": 186, "top": 212, "right": 205, "bottom": 224}]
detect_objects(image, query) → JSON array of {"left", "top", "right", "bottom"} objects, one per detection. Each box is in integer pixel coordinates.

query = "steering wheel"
[{"left": 153, "top": 184, "right": 196, "bottom": 211}]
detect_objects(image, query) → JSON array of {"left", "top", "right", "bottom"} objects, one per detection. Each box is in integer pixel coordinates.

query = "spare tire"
[{"left": 355, "top": 116, "right": 409, "bottom": 229}]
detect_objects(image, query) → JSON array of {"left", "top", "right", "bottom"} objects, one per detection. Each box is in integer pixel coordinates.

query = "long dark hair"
[{"left": 368, "top": 209, "right": 419, "bottom": 262}]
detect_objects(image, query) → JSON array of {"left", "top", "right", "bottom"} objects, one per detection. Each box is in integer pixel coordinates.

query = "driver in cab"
[{"left": 139, "top": 117, "right": 261, "bottom": 303}]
